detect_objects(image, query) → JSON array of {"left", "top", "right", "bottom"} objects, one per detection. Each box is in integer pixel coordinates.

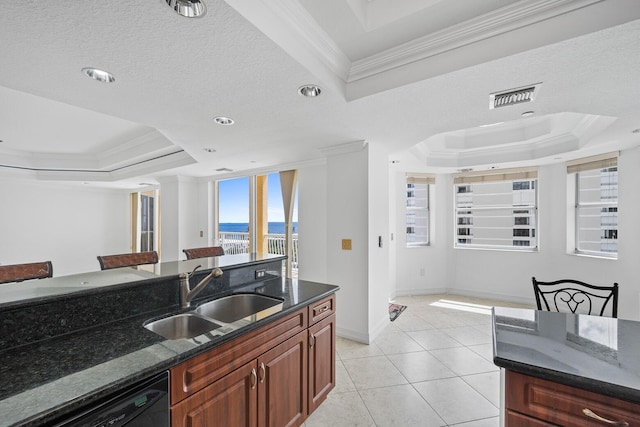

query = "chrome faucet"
[{"left": 179, "top": 265, "right": 224, "bottom": 309}]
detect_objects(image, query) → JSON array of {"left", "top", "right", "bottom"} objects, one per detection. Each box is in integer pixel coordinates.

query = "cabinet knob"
[
  {"left": 259, "top": 362, "right": 266, "bottom": 384},
  {"left": 250, "top": 368, "right": 257, "bottom": 389},
  {"left": 583, "top": 408, "right": 629, "bottom": 426}
]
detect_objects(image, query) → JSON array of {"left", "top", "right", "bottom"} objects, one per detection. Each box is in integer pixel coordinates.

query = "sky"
[{"left": 218, "top": 173, "right": 298, "bottom": 223}]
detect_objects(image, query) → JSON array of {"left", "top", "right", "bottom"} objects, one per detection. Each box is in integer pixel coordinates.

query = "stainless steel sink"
[
  {"left": 195, "top": 294, "right": 284, "bottom": 323},
  {"left": 144, "top": 313, "right": 222, "bottom": 340}
]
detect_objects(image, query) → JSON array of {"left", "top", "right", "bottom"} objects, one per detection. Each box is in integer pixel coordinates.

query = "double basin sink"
[{"left": 144, "top": 293, "right": 284, "bottom": 340}]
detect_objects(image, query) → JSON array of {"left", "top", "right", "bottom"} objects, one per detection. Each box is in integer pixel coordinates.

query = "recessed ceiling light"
[
  {"left": 82, "top": 67, "right": 116, "bottom": 83},
  {"left": 298, "top": 84, "right": 322, "bottom": 97},
  {"left": 522, "top": 111, "right": 535, "bottom": 117},
  {"left": 203, "top": 147, "right": 216, "bottom": 153},
  {"left": 166, "top": 0, "right": 206, "bottom": 18},
  {"left": 214, "top": 116, "right": 234, "bottom": 125}
]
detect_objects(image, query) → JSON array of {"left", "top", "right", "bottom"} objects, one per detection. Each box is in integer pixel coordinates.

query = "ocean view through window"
[{"left": 217, "top": 173, "right": 298, "bottom": 269}]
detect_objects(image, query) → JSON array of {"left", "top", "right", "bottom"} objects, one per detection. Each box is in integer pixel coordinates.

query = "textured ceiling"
[{"left": 0, "top": 0, "right": 639, "bottom": 187}]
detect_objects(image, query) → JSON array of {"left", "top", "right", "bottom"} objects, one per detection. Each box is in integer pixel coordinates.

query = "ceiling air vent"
[{"left": 489, "top": 83, "right": 541, "bottom": 109}]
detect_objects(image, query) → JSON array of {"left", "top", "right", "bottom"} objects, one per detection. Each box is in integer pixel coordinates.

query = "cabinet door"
[
  {"left": 258, "top": 331, "right": 308, "bottom": 427},
  {"left": 308, "top": 313, "right": 336, "bottom": 415},
  {"left": 172, "top": 360, "right": 258, "bottom": 427}
]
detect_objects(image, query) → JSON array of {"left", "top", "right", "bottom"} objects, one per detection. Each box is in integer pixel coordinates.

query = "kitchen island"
[
  {"left": 0, "top": 254, "right": 339, "bottom": 426},
  {"left": 493, "top": 307, "right": 640, "bottom": 426}
]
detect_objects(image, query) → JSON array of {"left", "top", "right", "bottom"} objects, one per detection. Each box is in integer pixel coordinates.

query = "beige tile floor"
[{"left": 303, "top": 294, "right": 532, "bottom": 427}]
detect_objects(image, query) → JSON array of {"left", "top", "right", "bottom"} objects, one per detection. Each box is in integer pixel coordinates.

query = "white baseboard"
[
  {"left": 450, "top": 288, "right": 536, "bottom": 306},
  {"left": 389, "top": 287, "right": 448, "bottom": 300},
  {"left": 389, "top": 287, "right": 535, "bottom": 307},
  {"left": 336, "top": 326, "right": 370, "bottom": 344},
  {"left": 368, "top": 315, "right": 390, "bottom": 343}
]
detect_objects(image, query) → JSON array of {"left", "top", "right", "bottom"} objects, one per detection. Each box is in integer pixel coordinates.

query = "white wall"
[
  {"left": 159, "top": 176, "right": 206, "bottom": 261},
  {"left": 390, "top": 167, "right": 450, "bottom": 297},
  {"left": 298, "top": 163, "right": 328, "bottom": 283},
  {"left": 325, "top": 146, "right": 370, "bottom": 342},
  {"left": 367, "top": 142, "right": 392, "bottom": 339},
  {"left": 0, "top": 177, "right": 129, "bottom": 276},
  {"left": 392, "top": 146, "right": 640, "bottom": 320}
]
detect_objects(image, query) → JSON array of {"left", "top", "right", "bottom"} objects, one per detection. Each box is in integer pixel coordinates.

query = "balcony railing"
[{"left": 219, "top": 232, "right": 299, "bottom": 269}]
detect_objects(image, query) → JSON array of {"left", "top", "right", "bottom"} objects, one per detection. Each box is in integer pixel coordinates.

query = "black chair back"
[{"left": 532, "top": 277, "right": 619, "bottom": 318}]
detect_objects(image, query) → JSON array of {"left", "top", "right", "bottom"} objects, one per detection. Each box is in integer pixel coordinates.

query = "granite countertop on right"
[{"left": 492, "top": 307, "right": 640, "bottom": 404}]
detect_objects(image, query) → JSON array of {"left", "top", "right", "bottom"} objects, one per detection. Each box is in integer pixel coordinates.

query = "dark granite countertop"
[
  {"left": 492, "top": 307, "right": 640, "bottom": 403},
  {"left": 0, "top": 277, "right": 338, "bottom": 427},
  {"left": 0, "top": 253, "right": 286, "bottom": 306}
]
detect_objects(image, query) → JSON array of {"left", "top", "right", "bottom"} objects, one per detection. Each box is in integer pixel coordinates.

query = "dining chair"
[
  {"left": 531, "top": 277, "right": 619, "bottom": 318},
  {"left": 183, "top": 246, "right": 225, "bottom": 260},
  {"left": 97, "top": 251, "right": 159, "bottom": 270},
  {"left": 0, "top": 261, "right": 53, "bottom": 284}
]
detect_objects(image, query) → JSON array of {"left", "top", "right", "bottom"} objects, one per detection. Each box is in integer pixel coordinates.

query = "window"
[
  {"left": 217, "top": 171, "right": 299, "bottom": 276},
  {"left": 568, "top": 153, "right": 618, "bottom": 257},
  {"left": 405, "top": 173, "right": 434, "bottom": 246},
  {"left": 513, "top": 228, "right": 535, "bottom": 237},
  {"left": 130, "top": 190, "right": 159, "bottom": 254},
  {"left": 453, "top": 168, "right": 538, "bottom": 251},
  {"left": 140, "top": 194, "right": 155, "bottom": 252}
]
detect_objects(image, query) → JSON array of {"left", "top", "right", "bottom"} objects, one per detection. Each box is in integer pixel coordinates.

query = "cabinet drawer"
[
  {"left": 506, "top": 371, "right": 640, "bottom": 427},
  {"left": 171, "top": 307, "right": 307, "bottom": 404},
  {"left": 506, "top": 410, "right": 557, "bottom": 426},
  {"left": 309, "top": 295, "right": 335, "bottom": 325}
]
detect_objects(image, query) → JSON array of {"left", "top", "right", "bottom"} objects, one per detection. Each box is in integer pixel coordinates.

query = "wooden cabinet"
[
  {"left": 307, "top": 295, "right": 336, "bottom": 415},
  {"left": 506, "top": 370, "right": 640, "bottom": 427},
  {"left": 170, "top": 295, "right": 336, "bottom": 427},
  {"left": 258, "top": 331, "right": 307, "bottom": 427},
  {"left": 172, "top": 360, "right": 257, "bottom": 427}
]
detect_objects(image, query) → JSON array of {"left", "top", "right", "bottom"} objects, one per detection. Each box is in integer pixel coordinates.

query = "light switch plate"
[{"left": 341, "top": 239, "right": 352, "bottom": 250}]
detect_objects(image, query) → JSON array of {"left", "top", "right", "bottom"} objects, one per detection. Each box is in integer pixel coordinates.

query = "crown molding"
[
  {"left": 318, "top": 140, "right": 368, "bottom": 157},
  {"left": 349, "top": 0, "right": 603, "bottom": 82},
  {"left": 0, "top": 150, "right": 195, "bottom": 182},
  {"left": 224, "top": 0, "right": 351, "bottom": 94},
  {"left": 268, "top": 0, "right": 351, "bottom": 79}
]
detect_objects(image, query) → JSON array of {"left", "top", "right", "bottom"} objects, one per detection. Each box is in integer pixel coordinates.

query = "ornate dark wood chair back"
[
  {"left": 531, "top": 277, "right": 619, "bottom": 318},
  {"left": 183, "top": 246, "right": 225, "bottom": 260},
  {"left": 0, "top": 261, "right": 53, "bottom": 284},
  {"left": 97, "top": 251, "right": 159, "bottom": 270}
]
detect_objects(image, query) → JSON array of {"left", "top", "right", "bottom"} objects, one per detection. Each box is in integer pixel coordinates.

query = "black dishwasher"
[{"left": 52, "top": 371, "right": 169, "bottom": 427}]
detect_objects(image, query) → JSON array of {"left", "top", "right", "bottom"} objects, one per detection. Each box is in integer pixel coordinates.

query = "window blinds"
[
  {"left": 406, "top": 173, "right": 435, "bottom": 185},
  {"left": 566, "top": 152, "right": 618, "bottom": 174},
  {"left": 452, "top": 167, "right": 538, "bottom": 184}
]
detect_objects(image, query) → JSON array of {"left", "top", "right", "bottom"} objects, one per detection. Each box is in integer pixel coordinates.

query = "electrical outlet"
[{"left": 255, "top": 269, "right": 266, "bottom": 279}]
